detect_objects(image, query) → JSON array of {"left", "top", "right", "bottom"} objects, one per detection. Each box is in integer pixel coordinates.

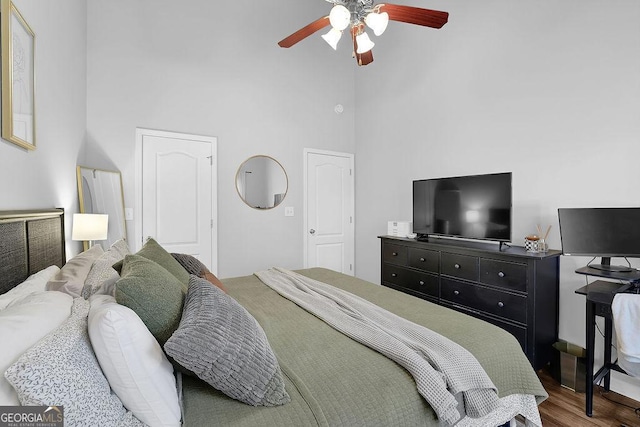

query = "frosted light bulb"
[{"left": 329, "top": 5, "right": 351, "bottom": 31}]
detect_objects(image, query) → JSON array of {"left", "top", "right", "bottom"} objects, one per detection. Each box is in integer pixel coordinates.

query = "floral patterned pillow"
[{"left": 4, "top": 298, "right": 144, "bottom": 426}]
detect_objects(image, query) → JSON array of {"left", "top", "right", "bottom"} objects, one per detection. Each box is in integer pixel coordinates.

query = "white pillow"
[
  {"left": 0, "top": 265, "right": 60, "bottom": 310},
  {"left": 46, "top": 245, "right": 105, "bottom": 297},
  {"left": 4, "top": 298, "right": 144, "bottom": 426},
  {"left": 88, "top": 295, "right": 181, "bottom": 427},
  {"left": 0, "top": 291, "right": 73, "bottom": 405}
]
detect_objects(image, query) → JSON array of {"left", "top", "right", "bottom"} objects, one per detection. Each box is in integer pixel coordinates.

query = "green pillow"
[
  {"left": 114, "top": 254, "right": 184, "bottom": 345},
  {"left": 114, "top": 238, "right": 189, "bottom": 293}
]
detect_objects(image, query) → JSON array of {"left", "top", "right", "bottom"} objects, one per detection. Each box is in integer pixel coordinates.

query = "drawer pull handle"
[
  {"left": 454, "top": 263, "right": 461, "bottom": 269},
  {"left": 497, "top": 301, "right": 504, "bottom": 308},
  {"left": 392, "top": 252, "right": 398, "bottom": 256},
  {"left": 420, "top": 257, "right": 426, "bottom": 262},
  {"left": 498, "top": 271, "right": 505, "bottom": 278},
  {"left": 391, "top": 273, "right": 397, "bottom": 277},
  {"left": 454, "top": 290, "right": 460, "bottom": 296},
  {"left": 419, "top": 280, "right": 425, "bottom": 286}
]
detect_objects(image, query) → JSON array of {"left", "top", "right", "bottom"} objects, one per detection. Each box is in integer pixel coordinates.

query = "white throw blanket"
[
  {"left": 612, "top": 293, "right": 640, "bottom": 378},
  {"left": 255, "top": 268, "right": 514, "bottom": 425}
]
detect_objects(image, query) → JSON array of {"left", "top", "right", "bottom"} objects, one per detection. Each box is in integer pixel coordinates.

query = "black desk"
[{"left": 574, "top": 279, "right": 637, "bottom": 417}]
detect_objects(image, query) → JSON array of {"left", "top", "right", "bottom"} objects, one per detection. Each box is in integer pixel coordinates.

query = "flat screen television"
[
  {"left": 412, "top": 172, "right": 512, "bottom": 243},
  {"left": 558, "top": 207, "right": 640, "bottom": 272}
]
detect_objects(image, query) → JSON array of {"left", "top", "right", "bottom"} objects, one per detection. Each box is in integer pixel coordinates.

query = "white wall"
[
  {"left": 0, "top": 0, "right": 87, "bottom": 257},
  {"left": 355, "top": 1, "right": 640, "bottom": 400},
  {"left": 86, "top": 0, "right": 356, "bottom": 278}
]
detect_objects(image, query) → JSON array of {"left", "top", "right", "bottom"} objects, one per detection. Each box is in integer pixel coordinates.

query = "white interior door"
[
  {"left": 135, "top": 128, "right": 218, "bottom": 273},
  {"left": 304, "top": 149, "right": 355, "bottom": 275}
]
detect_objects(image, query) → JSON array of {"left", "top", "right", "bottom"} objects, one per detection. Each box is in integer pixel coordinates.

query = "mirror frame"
[
  {"left": 235, "top": 155, "right": 288, "bottom": 210},
  {"left": 76, "top": 166, "right": 127, "bottom": 251}
]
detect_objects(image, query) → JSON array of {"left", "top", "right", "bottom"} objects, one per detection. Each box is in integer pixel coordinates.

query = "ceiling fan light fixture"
[
  {"left": 365, "top": 11, "right": 389, "bottom": 36},
  {"left": 355, "top": 31, "right": 375, "bottom": 54},
  {"left": 329, "top": 5, "right": 351, "bottom": 31},
  {"left": 322, "top": 27, "right": 343, "bottom": 50}
]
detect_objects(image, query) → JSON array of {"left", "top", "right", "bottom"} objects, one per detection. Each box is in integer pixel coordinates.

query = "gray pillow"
[
  {"left": 171, "top": 253, "right": 207, "bottom": 276},
  {"left": 164, "top": 276, "right": 290, "bottom": 407},
  {"left": 171, "top": 253, "right": 226, "bottom": 292}
]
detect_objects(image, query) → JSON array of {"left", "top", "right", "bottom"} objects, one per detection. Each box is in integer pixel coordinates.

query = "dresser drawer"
[
  {"left": 480, "top": 259, "right": 527, "bottom": 292},
  {"left": 441, "top": 253, "right": 478, "bottom": 281},
  {"left": 442, "top": 301, "right": 527, "bottom": 352},
  {"left": 403, "top": 270, "right": 439, "bottom": 298},
  {"left": 382, "top": 264, "right": 407, "bottom": 286},
  {"left": 382, "top": 243, "right": 407, "bottom": 266},
  {"left": 383, "top": 265, "right": 439, "bottom": 299},
  {"left": 408, "top": 248, "right": 439, "bottom": 273},
  {"left": 441, "top": 278, "right": 526, "bottom": 324}
]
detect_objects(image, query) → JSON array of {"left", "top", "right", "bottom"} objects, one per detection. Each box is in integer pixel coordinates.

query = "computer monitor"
[{"left": 558, "top": 207, "right": 640, "bottom": 273}]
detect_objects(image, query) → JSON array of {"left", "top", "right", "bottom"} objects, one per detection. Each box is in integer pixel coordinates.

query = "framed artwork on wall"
[{"left": 1, "top": 0, "right": 35, "bottom": 150}]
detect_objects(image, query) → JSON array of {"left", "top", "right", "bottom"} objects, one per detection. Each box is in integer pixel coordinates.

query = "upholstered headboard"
[{"left": 0, "top": 209, "right": 65, "bottom": 294}]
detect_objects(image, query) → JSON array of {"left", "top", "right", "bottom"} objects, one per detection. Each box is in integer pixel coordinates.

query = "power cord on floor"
[{"left": 596, "top": 377, "right": 640, "bottom": 420}]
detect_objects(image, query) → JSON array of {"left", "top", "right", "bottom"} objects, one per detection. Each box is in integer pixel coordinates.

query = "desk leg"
[
  {"left": 585, "top": 300, "right": 595, "bottom": 417},
  {"left": 604, "top": 317, "right": 613, "bottom": 391}
]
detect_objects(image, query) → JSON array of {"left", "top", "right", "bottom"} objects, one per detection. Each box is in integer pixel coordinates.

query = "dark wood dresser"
[{"left": 379, "top": 236, "right": 560, "bottom": 370}]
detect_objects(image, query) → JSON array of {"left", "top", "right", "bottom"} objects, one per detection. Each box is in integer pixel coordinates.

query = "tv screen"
[
  {"left": 558, "top": 208, "right": 640, "bottom": 267},
  {"left": 412, "top": 172, "right": 512, "bottom": 242}
]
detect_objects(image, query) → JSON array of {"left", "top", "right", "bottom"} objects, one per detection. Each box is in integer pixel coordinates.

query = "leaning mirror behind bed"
[{"left": 0, "top": 209, "right": 65, "bottom": 295}]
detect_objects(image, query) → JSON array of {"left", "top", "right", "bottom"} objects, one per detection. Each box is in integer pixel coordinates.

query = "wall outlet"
[{"left": 284, "top": 207, "right": 294, "bottom": 217}]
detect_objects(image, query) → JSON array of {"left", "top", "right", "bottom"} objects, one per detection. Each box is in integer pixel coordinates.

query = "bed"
[{"left": 0, "top": 209, "right": 547, "bottom": 427}]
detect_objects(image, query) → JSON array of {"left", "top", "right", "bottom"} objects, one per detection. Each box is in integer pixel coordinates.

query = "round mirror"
[{"left": 235, "top": 155, "right": 288, "bottom": 209}]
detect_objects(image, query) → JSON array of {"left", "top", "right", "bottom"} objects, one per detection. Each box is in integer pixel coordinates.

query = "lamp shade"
[
  {"left": 322, "top": 27, "right": 343, "bottom": 50},
  {"left": 72, "top": 213, "right": 109, "bottom": 241},
  {"left": 356, "top": 31, "right": 375, "bottom": 54},
  {"left": 365, "top": 11, "right": 389, "bottom": 36}
]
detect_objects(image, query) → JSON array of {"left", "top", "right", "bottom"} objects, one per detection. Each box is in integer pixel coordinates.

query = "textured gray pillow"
[
  {"left": 171, "top": 253, "right": 207, "bottom": 276},
  {"left": 171, "top": 253, "right": 226, "bottom": 292},
  {"left": 164, "top": 276, "right": 290, "bottom": 407}
]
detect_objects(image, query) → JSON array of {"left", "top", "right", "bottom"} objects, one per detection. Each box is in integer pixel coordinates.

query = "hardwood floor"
[{"left": 537, "top": 368, "right": 640, "bottom": 427}]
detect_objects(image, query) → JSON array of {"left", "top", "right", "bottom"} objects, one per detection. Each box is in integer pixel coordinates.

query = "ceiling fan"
[{"left": 278, "top": 0, "right": 449, "bottom": 66}]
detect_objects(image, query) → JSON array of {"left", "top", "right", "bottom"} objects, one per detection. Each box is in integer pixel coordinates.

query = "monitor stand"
[{"left": 588, "top": 257, "right": 634, "bottom": 273}]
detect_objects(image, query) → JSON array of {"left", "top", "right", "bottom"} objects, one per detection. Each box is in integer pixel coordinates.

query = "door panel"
[
  {"left": 137, "top": 129, "right": 217, "bottom": 272},
  {"left": 305, "top": 150, "right": 354, "bottom": 275}
]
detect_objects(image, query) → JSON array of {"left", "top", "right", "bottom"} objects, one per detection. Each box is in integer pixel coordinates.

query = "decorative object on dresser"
[
  {"left": 379, "top": 235, "right": 560, "bottom": 370},
  {"left": 387, "top": 220, "right": 412, "bottom": 237}
]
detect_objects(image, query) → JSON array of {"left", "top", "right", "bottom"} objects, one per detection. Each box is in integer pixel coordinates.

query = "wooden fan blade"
[
  {"left": 378, "top": 4, "right": 448, "bottom": 28},
  {"left": 359, "top": 50, "right": 374, "bottom": 66},
  {"left": 278, "top": 16, "right": 330, "bottom": 48}
]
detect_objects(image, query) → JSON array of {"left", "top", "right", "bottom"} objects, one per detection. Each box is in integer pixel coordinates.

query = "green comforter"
[{"left": 182, "top": 268, "right": 547, "bottom": 426}]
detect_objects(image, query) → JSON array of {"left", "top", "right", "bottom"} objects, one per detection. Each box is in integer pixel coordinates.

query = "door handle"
[{"left": 309, "top": 229, "right": 316, "bottom": 235}]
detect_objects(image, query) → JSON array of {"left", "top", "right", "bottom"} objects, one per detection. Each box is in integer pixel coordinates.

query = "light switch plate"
[
  {"left": 125, "top": 208, "right": 134, "bottom": 221},
  {"left": 284, "top": 207, "right": 294, "bottom": 217}
]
